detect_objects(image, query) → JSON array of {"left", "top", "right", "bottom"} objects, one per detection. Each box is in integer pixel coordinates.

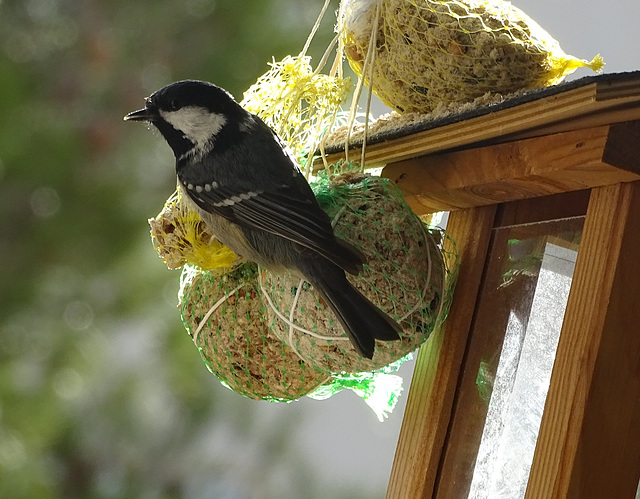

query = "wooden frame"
[
  {"left": 526, "top": 181, "right": 640, "bottom": 498},
  {"left": 386, "top": 165, "right": 640, "bottom": 499},
  {"left": 324, "top": 73, "right": 640, "bottom": 498},
  {"left": 387, "top": 204, "right": 496, "bottom": 498}
]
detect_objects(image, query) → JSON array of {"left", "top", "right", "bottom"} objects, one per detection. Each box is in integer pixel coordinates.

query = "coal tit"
[{"left": 125, "top": 80, "right": 400, "bottom": 358}]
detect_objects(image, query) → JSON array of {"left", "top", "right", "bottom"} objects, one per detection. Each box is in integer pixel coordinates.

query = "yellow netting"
[
  {"left": 241, "top": 55, "right": 352, "bottom": 170},
  {"left": 149, "top": 186, "right": 240, "bottom": 272},
  {"left": 339, "top": 0, "right": 604, "bottom": 113}
]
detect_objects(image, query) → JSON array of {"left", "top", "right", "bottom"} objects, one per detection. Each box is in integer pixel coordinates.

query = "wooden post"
[
  {"left": 386, "top": 204, "right": 496, "bottom": 498},
  {"left": 525, "top": 181, "right": 640, "bottom": 498}
]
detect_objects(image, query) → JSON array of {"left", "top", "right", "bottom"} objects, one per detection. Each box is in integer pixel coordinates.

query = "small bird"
[{"left": 125, "top": 80, "right": 400, "bottom": 358}]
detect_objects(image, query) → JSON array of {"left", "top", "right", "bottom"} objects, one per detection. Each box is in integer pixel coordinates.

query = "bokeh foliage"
[{"left": 0, "top": 1, "right": 378, "bottom": 498}]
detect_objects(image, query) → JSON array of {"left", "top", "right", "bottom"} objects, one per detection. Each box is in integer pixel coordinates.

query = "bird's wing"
[{"left": 185, "top": 180, "right": 360, "bottom": 270}]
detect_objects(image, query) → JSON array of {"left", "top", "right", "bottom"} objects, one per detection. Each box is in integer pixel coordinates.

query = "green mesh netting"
[
  {"left": 339, "top": 0, "right": 604, "bottom": 113},
  {"left": 179, "top": 263, "right": 331, "bottom": 402},
  {"left": 261, "top": 168, "right": 452, "bottom": 374},
  {"left": 310, "top": 354, "right": 409, "bottom": 421},
  {"left": 162, "top": 167, "right": 457, "bottom": 405},
  {"left": 178, "top": 253, "right": 413, "bottom": 417}
]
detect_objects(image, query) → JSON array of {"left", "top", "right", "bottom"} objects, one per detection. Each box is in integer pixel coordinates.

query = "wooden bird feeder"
[{"left": 324, "top": 71, "right": 640, "bottom": 498}]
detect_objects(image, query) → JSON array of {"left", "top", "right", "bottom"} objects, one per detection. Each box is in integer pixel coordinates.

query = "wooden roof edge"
[{"left": 320, "top": 71, "right": 640, "bottom": 157}]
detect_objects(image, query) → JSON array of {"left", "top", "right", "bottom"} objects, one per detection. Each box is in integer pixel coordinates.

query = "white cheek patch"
[{"left": 160, "top": 106, "right": 227, "bottom": 155}]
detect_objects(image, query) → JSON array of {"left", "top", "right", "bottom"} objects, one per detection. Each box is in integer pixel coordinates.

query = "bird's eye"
[{"left": 169, "top": 99, "right": 180, "bottom": 111}]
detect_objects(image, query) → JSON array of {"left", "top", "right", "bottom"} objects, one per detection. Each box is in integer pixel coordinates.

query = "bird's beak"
[{"left": 123, "top": 106, "right": 156, "bottom": 122}]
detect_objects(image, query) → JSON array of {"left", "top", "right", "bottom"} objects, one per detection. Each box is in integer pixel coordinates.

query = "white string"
[
  {"left": 344, "top": 0, "right": 382, "bottom": 167},
  {"left": 192, "top": 284, "right": 243, "bottom": 345},
  {"left": 287, "top": 278, "right": 306, "bottom": 358},
  {"left": 330, "top": 205, "right": 347, "bottom": 228},
  {"left": 360, "top": 0, "right": 382, "bottom": 168},
  {"left": 306, "top": 32, "right": 342, "bottom": 175},
  {"left": 259, "top": 276, "right": 350, "bottom": 343},
  {"left": 301, "top": 0, "right": 332, "bottom": 58},
  {"left": 312, "top": 33, "right": 339, "bottom": 78}
]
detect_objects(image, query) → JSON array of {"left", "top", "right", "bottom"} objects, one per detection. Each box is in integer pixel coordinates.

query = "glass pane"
[
  {"left": 437, "top": 215, "right": 584, "bottom": 498},
  {"left": 469, "top": 240, "right": 578, "bottom": 498}
]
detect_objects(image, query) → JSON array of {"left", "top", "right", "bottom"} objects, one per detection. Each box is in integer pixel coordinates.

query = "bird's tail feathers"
[
  {"left": 301, "top": 258, "right": 401, "bottom": 359},
  {"left": 328, "top": 238, "right": 365, "bottom": 276}
]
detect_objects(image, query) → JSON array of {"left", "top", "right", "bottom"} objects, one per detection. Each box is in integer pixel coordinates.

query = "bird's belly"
[{"left": 179, "top": 192, "right": 286, "bottom": 272}]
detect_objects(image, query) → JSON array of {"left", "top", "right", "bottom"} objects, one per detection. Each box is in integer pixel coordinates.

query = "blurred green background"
[
  {"left": 1, "top": 0, "right": 638, "bottom": 497},
  {"left": 0, "top": 1, "right": 384, "bottom": 497}
]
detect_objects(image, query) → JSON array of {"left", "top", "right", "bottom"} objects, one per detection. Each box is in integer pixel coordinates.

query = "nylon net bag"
[
  {"left": 153, "top": 167, "right": 456, "bottom": 402},
  {"left": 241, "top": 55, "right": 352, "bottom": 169},
  {"left": 147, "top": 1, "right": 460, "bottom": 410},
  {"left": 179, "top": 263, "right": 331, "bottom": 401},
  {"left": 339, "top": 0, "right": 604, "bottom": 113},
  {"left": 261, "top": 167, "right": 453, "bottom": 374}
]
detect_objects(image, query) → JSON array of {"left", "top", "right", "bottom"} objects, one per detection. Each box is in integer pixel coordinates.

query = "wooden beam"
[
  {"left": 382, "top": 121, "right": 640, "bottom": 215},
  {"left": 386, "top": 204, "right": 496, "bottom": 499},
  {"left": 493, "top": 189, "right": 590, "bottom": 228},
  {"left": 525, "top": 181, "right": 640, "bottom": 498}
]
